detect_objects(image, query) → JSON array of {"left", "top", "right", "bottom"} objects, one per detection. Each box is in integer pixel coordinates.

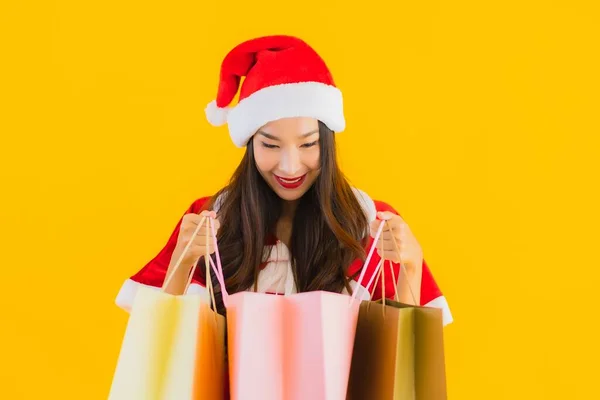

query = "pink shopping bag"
[
  {"left": 226, "top": 290, "right": 359, "bottom": 400},
  {"left": 206, "top": 221, "right": 373, "bottom": 400}
]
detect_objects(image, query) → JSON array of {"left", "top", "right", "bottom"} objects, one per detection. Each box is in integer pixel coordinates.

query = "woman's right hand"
[{"left": 170, "top": 210, "right": 221, "bottom": 270}]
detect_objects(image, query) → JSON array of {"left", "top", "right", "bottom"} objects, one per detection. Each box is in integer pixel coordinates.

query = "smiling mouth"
[{"left": 274, "top": 174, "right": 307, "bottom": 189}]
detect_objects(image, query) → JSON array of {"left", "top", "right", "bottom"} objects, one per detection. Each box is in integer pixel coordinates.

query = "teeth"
[{"left": 279, "top": 176, "right": 302, "bottom": 183}]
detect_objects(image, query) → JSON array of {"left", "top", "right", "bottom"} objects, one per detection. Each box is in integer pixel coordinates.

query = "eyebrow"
[{"left": 257, "top": 129, "right": 319, "bottom": 141}]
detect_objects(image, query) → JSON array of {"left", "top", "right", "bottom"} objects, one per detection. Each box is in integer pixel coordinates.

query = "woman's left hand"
[{"left": 370, "top": 211, "right": 424, "bottom": 276}]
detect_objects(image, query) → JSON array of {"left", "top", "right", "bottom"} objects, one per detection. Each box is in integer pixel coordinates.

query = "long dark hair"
[{"left": 201, "top": 121, "right": 369, "bottom": 315}]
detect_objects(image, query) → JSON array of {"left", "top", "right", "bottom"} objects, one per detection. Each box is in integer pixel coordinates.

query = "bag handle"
[
  {"left": 367, "top": 234, "right": 398, "bottom": 306},
  {"left": 350, "top": 220, "right": 386, "bottom": 305},
  {"left": 162, "top": 215, "right": 229, "bottom": 308},
  {"left": 386, "top": 219, "right": 418, "bottom": 306},
  {"left": 202, "top": 218, "right": 218, "bottom": 312},
  {"left": 162, "top": 215, "right": 207, "bottom": 293},
  {"left": 350, "top": 219, "right": 417, "bottom": 306},
  {"left": 207, "top": 217, "right": 229, "bottom": 307},
  {"left": 363, "top": 221, "right": 398, "bottom": 310}
]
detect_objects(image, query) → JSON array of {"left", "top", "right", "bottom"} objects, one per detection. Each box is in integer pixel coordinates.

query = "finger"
[
  {"left": 180, "top": 236, "right": 210, "bottom": 251},
  {"left": 391, "top": 221, "right": 411, "bottom": 239},
  {"left": 199, "top": 210, "right": 217, "bottom": 219},
  {"left": 380, "top": 228, "right": 402, "bottom": 240},
  {"left": 377, "top": 247, "right": 403, "bottom": 260},
  {"left": 182, "top": 213, "right": 206, "bottom": 229},
  {"left": 206, "top": 217, "right": 221, "bottom": 233},
  {"left": 369, "top": 219, "right": 382, "bottom": 233},
  {"left": 370, "top": 220, "right": 391, "bottom": 237},
  {"left": 187, "top": 248, "right": 214, "bottom": 262},
  {"left": 372, "top": 217, "right": 394, "bottom": 228},
  {"left": 370, "top": 225, "right": 392, "bottom": 237},
  {"left": 194, "top": 247, "right": 215, "bottom": 257},
  {"left": 384, "top": 228, "right": 408, "bottom": 246},
  {"left": 183, "top": 213, "right": 204, "bottom": 223},
  {"left": 376, "top": 211, "right": 395, "bottom": 221},
  {"left": 194, "top": 226, "right": 214, "bottom": 239},
  {"left": 375, "top": 248, "right": 402, "bottom": 263},
  {"left": 194, "top": 232, "right": 217, "bottom": 251},
  {"left": 188, "top": 239, "right": 214, "bottom": 251},
  {"left": 196, "top": 245, "right": 216, "bottom": 256},
  {"left": 379, "top": 211, "right": 407, "bottom": 223},
  {"left": 377, "top": 217, "right": 408, "bottom": 239},
  {"left": 375, "top": 236, "right": 403, "bottom": 251},
  {"left": 374, "top": 234, "right": 401, "bottom": 249},
  {"left": 378, "top": 243, "right": 403, "bottom": 254}
]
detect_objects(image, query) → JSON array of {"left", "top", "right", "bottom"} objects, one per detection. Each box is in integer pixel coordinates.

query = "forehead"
[{"left": 259, "top": 117, "right": 319, "bottom": 138}]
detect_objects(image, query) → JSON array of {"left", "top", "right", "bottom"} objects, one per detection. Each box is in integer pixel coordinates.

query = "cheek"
[
  {"left": 254, "top": 147, "right": 279, "bottom": 172},
  {"left": 304, "top": 149, "right": 320, "bottom": 171}
]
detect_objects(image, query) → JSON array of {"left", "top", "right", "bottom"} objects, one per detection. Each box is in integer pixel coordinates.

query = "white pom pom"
[{"left": 205, "top": 100, "right": 229, "bottom": 126}]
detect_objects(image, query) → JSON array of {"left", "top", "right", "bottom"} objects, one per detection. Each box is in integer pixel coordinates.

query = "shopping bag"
[
  {"left": 208, "top": 224, "right": 366, "bottom": 400},
  {"left": 108, "top": 216, "right": 227, "bottom": 400},
  {"left": 347, "top": 221, "right": 447, "bottom": 400},
  {"left": 347, "top": 299, "right": 446, "bottom": 399},
  {"left": 225, "top": 290, "right": 359, "bottom": 400}
]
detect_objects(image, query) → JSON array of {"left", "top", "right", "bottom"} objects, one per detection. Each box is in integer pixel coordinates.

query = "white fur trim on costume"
[
  {"left": 424, "top": 295, "right": 454, "bottom": 326},
  {"left": 115, "top": 278, "right": 210, "bottom": 313},
  {"left": 212, "top": 191, "right": 226, "bottom": 213},
  {"left": 226, "top": 81, "right": 345, "bottom": 147},
  {"left": 254, "top": 241, "right": 297, "bottom": 296},
  {"left": 205, "top": 99, "right": 229, "bottom": 126},
  {"left": 351, "top": 187, "right": 377, "bottom": 222}
]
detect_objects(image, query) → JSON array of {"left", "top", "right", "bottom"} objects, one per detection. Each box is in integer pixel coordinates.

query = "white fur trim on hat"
[
  {"left": 205, "top": 99, "right": 229, "bottom": 126},
  {"left": 226, "top": 81, "right": 345, "bottom": 147}
]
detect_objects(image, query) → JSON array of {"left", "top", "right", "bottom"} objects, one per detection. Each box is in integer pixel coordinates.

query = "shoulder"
[{"left": 350, "top": 187, "right": 401, "bottom": 221}]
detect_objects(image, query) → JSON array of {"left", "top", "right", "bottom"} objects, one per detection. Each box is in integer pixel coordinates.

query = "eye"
[
  {"left": 301, "top": 140, "right": 319, "bottom": 148},
  {"left": 261, "top": 142, "right": 279, "bottom": 149}
]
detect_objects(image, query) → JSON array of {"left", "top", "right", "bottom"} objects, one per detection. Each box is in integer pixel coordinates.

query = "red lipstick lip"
[{"left": 274, "top": 174, "right": 307, "bottom": 189}]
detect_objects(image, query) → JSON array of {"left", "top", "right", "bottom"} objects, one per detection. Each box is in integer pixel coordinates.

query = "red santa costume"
[{"left": 115, "top": 35, "right": 453, "bottom": 327}]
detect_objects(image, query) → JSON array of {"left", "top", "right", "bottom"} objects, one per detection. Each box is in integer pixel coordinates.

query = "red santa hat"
[{"left": 204, "top": 35, "right": 345, "bottom": 147}]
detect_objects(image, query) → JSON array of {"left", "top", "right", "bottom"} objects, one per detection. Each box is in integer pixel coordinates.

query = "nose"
[{"left": 279, "top": 147, "right": 302, "bottom": 176}]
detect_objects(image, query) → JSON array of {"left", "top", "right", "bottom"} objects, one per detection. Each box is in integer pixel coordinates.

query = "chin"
[
  {"left": 267, "top": 176, "right": 316, "bottom": 201},
  {"left": 272, "top": 187, "right": 309, "bottom": 201}
]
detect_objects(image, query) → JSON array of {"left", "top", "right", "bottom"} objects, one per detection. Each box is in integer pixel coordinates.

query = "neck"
[
  {"left": 275, "top": 200, "right": 298, "bottom": 247},
  {"left": 281, "top": 199, "right": 299, "bottom": 219}
]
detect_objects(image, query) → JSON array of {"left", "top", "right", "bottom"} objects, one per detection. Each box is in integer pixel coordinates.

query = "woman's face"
[{"left": 252, "top": 117, "right": 321, "bottom": 202}]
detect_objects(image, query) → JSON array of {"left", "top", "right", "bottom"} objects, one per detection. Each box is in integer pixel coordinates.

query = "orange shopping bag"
[
  {"left": 108, "top": 216, "right": 227, "bottom": 400},
  {"left": 347, "top": 221, "right": 448, "bottom": 400}
]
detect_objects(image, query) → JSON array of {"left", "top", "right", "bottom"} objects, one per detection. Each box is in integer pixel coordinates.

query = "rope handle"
[
  {"left": 350, "top": 219, "right": 417, "bottom": 307},
  {"left": 161, "top": 214, "right": 229, "bottom": 308},
  {"left": 162, "top": 215, "right": 207, "bottom": 293}
]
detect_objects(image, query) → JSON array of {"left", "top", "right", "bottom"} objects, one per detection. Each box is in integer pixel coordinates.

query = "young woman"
[{"left": 115, "top": 34, "right": 453, "bottom": 326}]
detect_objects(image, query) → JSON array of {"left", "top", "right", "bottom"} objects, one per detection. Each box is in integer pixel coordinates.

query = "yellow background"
[{"left": 1, "top": 1, "right": 599, "bottom": 398}]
